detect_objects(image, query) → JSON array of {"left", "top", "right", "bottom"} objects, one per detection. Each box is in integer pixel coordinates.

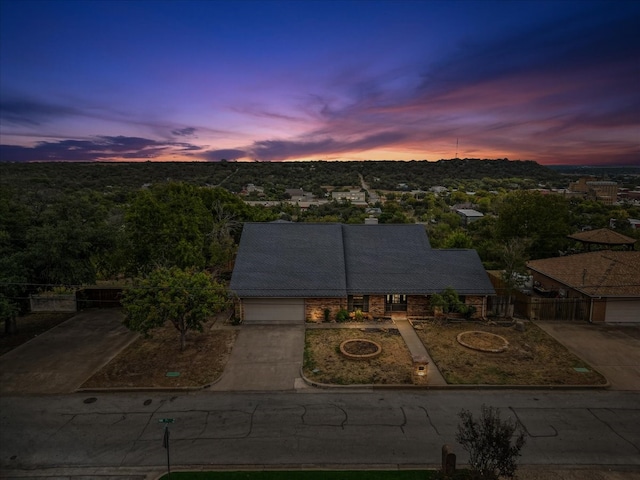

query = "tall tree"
[
  {"left": 124, "top": 183, "right": 212, "bottom": 273},
  {"left": 496, "top": 191, "right": 570, "bottom": 259},
  {"left": 121, "top": 267, "right": 228, "bottom": 351},
  {"left": 23, "top": 190, "right": 113, "bottom": 286}
]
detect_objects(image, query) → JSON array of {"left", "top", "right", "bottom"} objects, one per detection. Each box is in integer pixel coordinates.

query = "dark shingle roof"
[
  {"left": 230, "top": 223, "right": 346, "bottom": 297},
  {"left": 230, "top": 222, "right": 495, "bottom": 297}
]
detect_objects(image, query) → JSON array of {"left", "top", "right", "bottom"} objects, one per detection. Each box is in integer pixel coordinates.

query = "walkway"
[{"left": 393, "top": 318, "right": 448, "bottom": 386}]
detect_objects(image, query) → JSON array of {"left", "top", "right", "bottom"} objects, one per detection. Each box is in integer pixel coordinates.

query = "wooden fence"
[{"left": 488, "top": 294, "right": 590, "bottom": 322}]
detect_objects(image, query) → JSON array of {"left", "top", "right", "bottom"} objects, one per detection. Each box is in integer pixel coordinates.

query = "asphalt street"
[{"left": 1, "top": 390, "right": 639, "bottom": 478}]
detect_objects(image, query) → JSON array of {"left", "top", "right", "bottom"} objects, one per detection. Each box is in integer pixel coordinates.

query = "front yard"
[
  {"left": 414, "top": 320, "right": 607, "bottom": 386},
  {"left": 6, "top": 313, "right": 607, "bottom": 389},
  {"left": 303, "top": 328, "right": 414, "bottom": 385},
  {"left": 303, "top": 320, "right": 607, "bottom": 387}
]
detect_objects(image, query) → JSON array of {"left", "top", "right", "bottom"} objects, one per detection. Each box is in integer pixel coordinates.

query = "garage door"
[
  {"left": 242, "top": 298, "right": 305, "bottom": 324},
  {"left": 605, "top": 299, "right": 640, "bottom": 323}
]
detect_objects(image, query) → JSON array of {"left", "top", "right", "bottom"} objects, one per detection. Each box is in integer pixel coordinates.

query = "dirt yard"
[
  {"left": 414, "top": 319, "right": 607, "bottom": 386},
  {"left": 81, "top": 322, "right": 237, "bottom": 389},
  {"left": 304, "top": 328, "right": 414, "bottom": 385},
  {"left": 4, "top": 313, "right": 608, "bottom": 389}
]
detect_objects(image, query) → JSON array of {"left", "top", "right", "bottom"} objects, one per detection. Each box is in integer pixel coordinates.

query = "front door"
[{"left": 385, "top": 294, "right": 407, "bottom": 312}]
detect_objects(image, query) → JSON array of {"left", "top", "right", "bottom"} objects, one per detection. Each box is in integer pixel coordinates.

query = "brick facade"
[
  {"left": 305, "top": 297, "right": 347, "bottom": 322},
  {"left": 238, "top": 293, "right": 488, "bottom": 323},
  {"left": 368, "top": 295, "right": 386, "bottom": 318},
  {"left": 407, "top": 295, "right": 429, "bottom": 317},
  {"left": 464, "top": 295, "right": 485, "bottom": 318}
]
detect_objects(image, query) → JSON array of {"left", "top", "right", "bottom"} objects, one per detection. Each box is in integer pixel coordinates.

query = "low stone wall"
[{"left": 30, "top": 294, "right": 77, "bottom": 313}]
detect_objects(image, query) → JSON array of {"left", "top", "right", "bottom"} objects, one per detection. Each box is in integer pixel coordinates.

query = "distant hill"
[{"left": 0, "top": 158, "right": 562, "bottom": 196}]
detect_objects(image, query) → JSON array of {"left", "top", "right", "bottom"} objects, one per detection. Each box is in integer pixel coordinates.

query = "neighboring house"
[
  {"left": 456, "top": 209, "right": 484, "bottom": 225},
  {"left": 527, "top": 251, "right": 640, "bottom": 323},
  {"left": 331, "top": 190, "right": 367, "bottom": 205},
  {"left": 285, "top": 188, "right": 316, "bottom": 203},
  {"left": 230, "top": 222, "right": 495, "bottom": 324}
]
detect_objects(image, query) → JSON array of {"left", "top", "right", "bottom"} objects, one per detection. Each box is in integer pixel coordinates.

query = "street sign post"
[{"left": 159, "top": 418, "right": 175, "bottom": 478}]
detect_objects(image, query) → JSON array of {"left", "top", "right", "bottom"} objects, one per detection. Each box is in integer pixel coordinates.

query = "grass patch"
[
  {"left": 160, "top": 470, "right": 469, "bottom": 480},
  {"left": 414, "top": 320, "right": 607, "bottom": 385},
  {"left": 303, "top": 328, "right": 414, "bottom": 385}
]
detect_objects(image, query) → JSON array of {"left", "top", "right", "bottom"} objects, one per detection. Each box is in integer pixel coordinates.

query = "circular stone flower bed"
[
  {"left": 339, "top": 338, "right": 382, "bottom": 359},
  {"left": 457, "top": 331, "right": 509, "bottom": 353}
]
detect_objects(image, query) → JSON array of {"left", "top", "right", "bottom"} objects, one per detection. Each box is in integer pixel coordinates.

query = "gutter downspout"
[{"left": 589, "top": 296, "right": 602, "bottom": 323}]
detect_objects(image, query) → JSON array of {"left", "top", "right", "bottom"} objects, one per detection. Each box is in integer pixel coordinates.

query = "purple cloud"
[{"left": 0, "top": 136, "right": 201, "bottom": 162}]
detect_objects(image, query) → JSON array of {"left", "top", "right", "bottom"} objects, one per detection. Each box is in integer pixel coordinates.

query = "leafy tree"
[
  {"left": 121, "top": 267, "right": 228, "bottom": 351},
  {"left": 496, "top": 191, "right": 570, "bottom": 259},
  {"left": 124, "top": 183, "right": 275, "bottom": 275},
  {"left": 442, "top": 230, "right": 474, "bottom": 249},
  {"left": 456, "top": 405, "right": 526, "bottom": 480},
  {"left": 23, "top": 190, "right": 113, "bottom": 286},
  {"left": 499, "top": 238, "right": 530, "bottom": 316},
  {"left": 124, "top": 183, "right": 212, "bottom": 273},
  {"left": 0, "top": 188, "right": 30, "bottom": 326}
]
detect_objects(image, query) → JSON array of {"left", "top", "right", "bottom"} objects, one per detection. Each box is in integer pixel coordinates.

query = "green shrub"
[
  {"left": 323, "top": 308, "right": 331, "bottom": 322},
  {"left": 336, "top": 308, "right": 349, "bottom": 322}
]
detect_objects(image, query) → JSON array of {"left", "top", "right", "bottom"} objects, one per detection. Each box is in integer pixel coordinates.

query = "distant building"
[
  {"left": 569, "top": 178, "right": 618, "bottom": 205},
  {"left": 456, "top": 209, "right": 484, "bottom": 225},
  {"left": 285, "top": 188, "right": 315, "bottom": 203},
  {"left": 331, "top": 190, "right": 367, "bottom": 205}
]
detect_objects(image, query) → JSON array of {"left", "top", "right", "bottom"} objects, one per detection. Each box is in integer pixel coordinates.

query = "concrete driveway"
[
  {"left": 209, "top": 325, "right": 306, "bottom": 392},
  {"left": 0, "top": 309, "right": 138, "bottom": 395},
  {"left": 536, "top": 321, "right": 640, "bottom": 390}
]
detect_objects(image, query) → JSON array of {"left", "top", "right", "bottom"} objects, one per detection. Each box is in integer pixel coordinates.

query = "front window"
[
  {"left": 385, "top": 294, "right": 407, "bottom": 312},
  {"left": 348, "top": 295, "right": 369, "bottom": 312}
]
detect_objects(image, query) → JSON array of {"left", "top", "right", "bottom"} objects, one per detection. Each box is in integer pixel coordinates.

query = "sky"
[{"left": 0, "top": 0, "right": 638, "bottom": 166}]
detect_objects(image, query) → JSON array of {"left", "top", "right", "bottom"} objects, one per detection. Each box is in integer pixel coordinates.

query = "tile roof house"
[
  {"left": 230, "top": 222, "right": 495, "bottom": 324},
  {"left": 527, "top": 251, "right": 640, "bottom": 323}
]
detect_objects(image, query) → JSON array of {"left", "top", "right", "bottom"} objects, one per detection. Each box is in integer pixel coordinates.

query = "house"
[
  {"left": 230, "top": 222, "right": 495, "bottom": 324},
  {"left": 527, "top": 251, "right": 640, "bottom": 323},
  {"left": 456, "top": 209, "right": 484, "bottom": 225},
  {"left": 331, "top": 190, "right": 367, "bottom": 205}
]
